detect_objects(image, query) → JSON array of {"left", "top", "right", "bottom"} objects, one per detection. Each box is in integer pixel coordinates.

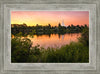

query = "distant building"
[
  {"left": 61, "top": 20, "right": 67, "bottom": 28},
  {"left": 61, "top": 20, "right": 65, "bottom": 26}
]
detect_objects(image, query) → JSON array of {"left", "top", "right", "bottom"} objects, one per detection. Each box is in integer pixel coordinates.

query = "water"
[{"left": 27, "top": 33, "right": 81, "bottom": 49}]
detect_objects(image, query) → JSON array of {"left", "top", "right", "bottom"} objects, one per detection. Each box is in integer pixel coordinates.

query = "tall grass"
[{"left": 11, "top": 38, "right": 89, "bottom": 63}]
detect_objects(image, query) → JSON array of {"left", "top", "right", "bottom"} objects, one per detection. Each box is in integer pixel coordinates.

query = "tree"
[
  {"left": 48, "top": 24, "right": 51, "bottom": 29},
  {"left": 11, "top": 38, "right": 32, "bottom": 62},
  {"left": 23, "top": 23, "right": 27, "bottom": 27},
  {"left": 79, "top": 27, "right": 89, "bottom": 46},
  {"left": 58, "top": 23, "right": 61, "bottom": 27}
]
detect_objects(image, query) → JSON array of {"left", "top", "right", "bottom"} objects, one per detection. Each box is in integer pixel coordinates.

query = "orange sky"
[{"left": 11, "top": 11, "right": 89, "bottom": 26}]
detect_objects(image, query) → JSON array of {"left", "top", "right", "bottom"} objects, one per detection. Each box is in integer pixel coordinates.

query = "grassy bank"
[{"left": 11, "top": 38, "right": 89, "bottom": 63}]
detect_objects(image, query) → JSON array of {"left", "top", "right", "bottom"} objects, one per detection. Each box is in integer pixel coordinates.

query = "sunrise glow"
[{"left": 11, "top": 11, "right": 89, "bottom": 26}]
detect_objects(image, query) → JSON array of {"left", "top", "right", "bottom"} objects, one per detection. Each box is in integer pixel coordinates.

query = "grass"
[{"left": 11, "top": 37, "right": 89, "bottom": 63}]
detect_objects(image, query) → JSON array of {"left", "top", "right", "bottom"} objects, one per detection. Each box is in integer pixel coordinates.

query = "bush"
[
  {"left": 11, "top": 35, "right": 89, "bottom": 63},
  {"left": 11, "top": 37, "right": 32, "bottom": 62},
  {"left": 78, "top": 27, "right": 89, "bottom": 46}
]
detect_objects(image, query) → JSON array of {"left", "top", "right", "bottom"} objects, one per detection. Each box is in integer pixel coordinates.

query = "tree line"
[{"left": 11, "top": 23, "right": 88, "bottom": 36}]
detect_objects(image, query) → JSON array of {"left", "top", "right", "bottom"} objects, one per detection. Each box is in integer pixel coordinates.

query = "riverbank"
[{"left": 11, "top": 37, "right": 89, "bottom": 63}]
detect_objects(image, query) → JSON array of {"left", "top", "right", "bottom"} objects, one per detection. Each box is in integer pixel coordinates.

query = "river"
[{"left": 27, "top": 33, "right": 81, "bottom": 49}]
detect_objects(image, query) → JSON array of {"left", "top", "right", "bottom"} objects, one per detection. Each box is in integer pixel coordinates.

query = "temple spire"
[{"left": 61, "top": 19, "right": 65, "bottom": 26}]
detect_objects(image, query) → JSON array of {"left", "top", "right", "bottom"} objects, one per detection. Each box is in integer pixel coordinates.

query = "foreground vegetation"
[{"left": 11, "top": 27, "right": 89, "bottom": 63}]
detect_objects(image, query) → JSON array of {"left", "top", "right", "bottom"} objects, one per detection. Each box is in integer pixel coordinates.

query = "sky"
[{"left": 11, "top": 11, "right": 89, "bottom": 26}]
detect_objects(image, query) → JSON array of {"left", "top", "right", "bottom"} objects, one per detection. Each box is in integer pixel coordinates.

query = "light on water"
[{"left": 27, "top": 33, "right": 81, "bottom": 49}]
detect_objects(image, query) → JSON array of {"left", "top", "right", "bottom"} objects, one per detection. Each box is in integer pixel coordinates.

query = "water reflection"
[
  {"left": 27, "top": 33, "right": 81, "bottom": 49},
  {"left": 61, "top": 35, "right": 64, "bottom": 40}
]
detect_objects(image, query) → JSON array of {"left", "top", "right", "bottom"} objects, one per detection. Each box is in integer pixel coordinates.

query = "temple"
[{"left": 61, "top": 20, "right": 67, "bottom": 28}]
